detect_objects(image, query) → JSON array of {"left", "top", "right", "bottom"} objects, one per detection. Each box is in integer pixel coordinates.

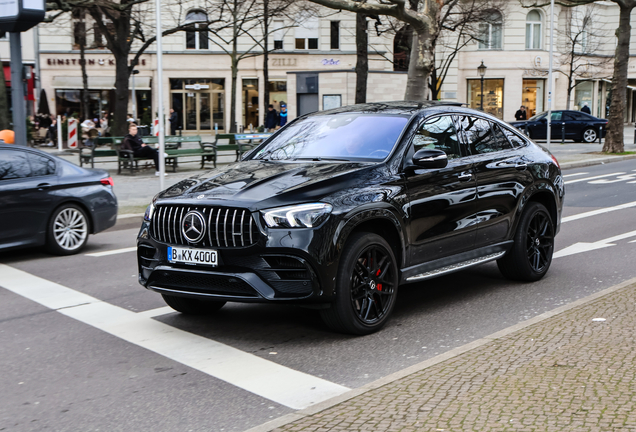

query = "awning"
[{"left": 51, "top": 76, "right": 151, "bottom": 90}]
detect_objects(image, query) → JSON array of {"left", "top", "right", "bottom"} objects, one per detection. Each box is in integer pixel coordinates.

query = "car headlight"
[
  {"left": 143, "top": 202, "right": 155, "bottom": 222},
  {"left": 261, "top": 203, "right": 333, "bottom": 228},
  {"left": 143, "top": 194, "right": 161, "bottom": 222}
]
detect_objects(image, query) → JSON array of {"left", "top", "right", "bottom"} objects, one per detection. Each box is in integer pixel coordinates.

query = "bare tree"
[
  {"left": 204, "top": 0, "right": 301, "bottom": 131},
  {"left": 522, "top": 0, "right": 634, "bottom": 153},
  {"left": 355, "top": 12, "right": 368, "bottom": 104},
  {"left": 558, "top": 5, "right": 611, "bottom": 109},
  {"left": 47, "top": 0, "right": 212, "bottom": 135}
]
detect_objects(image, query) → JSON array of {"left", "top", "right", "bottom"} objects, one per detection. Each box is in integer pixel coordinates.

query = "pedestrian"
[
  {"left": 127, "top": 113, "right": 134, "bottom": 123},
  {"left": 581, "top": 103, "right": 591, "bottom": 114},
  {"left": 121, "top": 123, "right": 166, "bottom": 176},
  {"left": 265, "top": 104, "right": 279, "bottom": 132},
  {"left": 47, "top": 118, "right": 57, "bottom": 147},
  {"left": 169, "top": 108, "right": 178, "bottom": 135},
  {"left": 515, "top": 105, "right": 527, "bottom": 121},
  {"left": 279, "top": 104, "right": 288, "bottom": 128}
]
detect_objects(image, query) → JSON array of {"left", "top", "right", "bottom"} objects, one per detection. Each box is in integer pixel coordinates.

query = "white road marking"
[
  {"left": 0, "top": 264, "right": 349, "bottom": 409},
  {"left": 589, "top": 173, "right": 636, "bottom": 184},
  {"left": 86, "top": 247, "right": 137, "bottom": 257},
  {"left": 564, "top": 172, "right": 625, "bottom": 185},
  {"left": 137, "top": 306, "right": 174, "bottom": 318},
  {"left": 562, "top": 172, "right": 589, "bottom": 178},
  {"left": 561, "top": 200, "right": 636, "bottom": 223},
  {"left": 554, "top": 229, "right": 636, "bottom": 258}
]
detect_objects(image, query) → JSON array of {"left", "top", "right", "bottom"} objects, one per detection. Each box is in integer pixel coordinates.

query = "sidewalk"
[
  {"left": 37, "top": 125, "right": 636, "bottom": 214},
  {"left": 265, "top": 278, "right": 636, "bottom": 432}
]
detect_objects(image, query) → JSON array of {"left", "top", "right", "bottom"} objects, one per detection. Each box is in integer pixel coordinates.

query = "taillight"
[
  {"left": 551, "top": 155, "right": 560, "bottom": 169},
  {"left": 100, "top": 177, "right": 114, "bottom": 186}
]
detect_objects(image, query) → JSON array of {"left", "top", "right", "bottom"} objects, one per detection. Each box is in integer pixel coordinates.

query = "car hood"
[{"left": 156, "top": 160, "right": 377, "bottom": 209}]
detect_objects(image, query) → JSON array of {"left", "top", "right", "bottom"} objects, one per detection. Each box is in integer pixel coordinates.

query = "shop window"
[
  {"left": 330, "top": 21, "right": 340, "bottom": 50},
  {"left": 478, "top": 10, "right": 502, "bottom": 50},
  {"left": 575, "top": 80, "right": 594, "bottom": 111},
  {"left": 525, "top": 10, "right": 542, "bottom": 50},
  {"left": 522, "top": 79, "right": 544, "bottom": 117},
  {"left": 186, "top": 10, "right": 208, "bottom": 50},
  {"left": 467, "top": 79, "right": 504, "bottom": 119},
  {"left": 268, "top": 80, "right": 287, "bottom": 111}
]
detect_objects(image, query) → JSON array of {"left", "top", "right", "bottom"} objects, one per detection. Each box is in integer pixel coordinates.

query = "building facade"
[{"left": 28, "top": 0, "right": 636, "bottom": 134}]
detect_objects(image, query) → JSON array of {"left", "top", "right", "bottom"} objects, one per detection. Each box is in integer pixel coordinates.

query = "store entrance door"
[{"left": 184, "top": 91, "right": 212, "bottom": 132}]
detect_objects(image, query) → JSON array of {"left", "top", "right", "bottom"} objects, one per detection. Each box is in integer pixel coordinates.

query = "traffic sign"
[{"left": 0, "top": 0, "right": 45, "bottom": 33}]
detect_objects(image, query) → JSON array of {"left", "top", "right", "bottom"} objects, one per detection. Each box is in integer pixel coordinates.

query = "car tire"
[
  {"left": 162, "top": 294, "right": 226, "bottom": 314},
  {"left": 320, "top": 232, "right": 399, "bottom": 335},
  {"left": 582, "top": 127, "right": 597, "bottom": 143},
  {"left": 498, "top": 202, "right": 554, "bottom": 282},
  {"left": 46, "top": 204, "right": 90, "bottom": 255}
]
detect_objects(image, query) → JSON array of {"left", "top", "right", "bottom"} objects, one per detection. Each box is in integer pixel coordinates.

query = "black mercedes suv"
[{"left": 137, "top": 102, "right": 564, "bottom": 335}]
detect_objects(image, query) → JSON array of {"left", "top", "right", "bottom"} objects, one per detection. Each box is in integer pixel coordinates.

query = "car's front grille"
[{"left": 151, "top": 205, "right": 258, "bottom": 248}]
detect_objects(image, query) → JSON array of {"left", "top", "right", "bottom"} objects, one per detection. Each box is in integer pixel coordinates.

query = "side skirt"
[{"left": 400, "top": 241, "right": 513, "bottom": 284}]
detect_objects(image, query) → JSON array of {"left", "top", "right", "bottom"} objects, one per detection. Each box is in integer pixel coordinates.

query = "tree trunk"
[
  {"left": 230, "top": 59, "right": 238, "bottom": 133},
  {"left": 0, "top": 56, "right": 10, "bottom": 130},
  {"left": 355, "top": 12, "right": 368, "bottom": 104},
  {"left": 603, "top": 4, "right": 633, "bottom": 153},
  {"left": 404, "top": 25, "right": 435, "bottom": 101},
  {"left": 79, "top": 21, "right": 90, "bottom": 122},
  {"left": 112, "top": 54, "right": 131, "bottom": 136},
  {"left": 263, "top": 0, "right": 269, "bottom": 122},
  {"left": 429, "top": 57, "right": 439, "bottom": 100}
]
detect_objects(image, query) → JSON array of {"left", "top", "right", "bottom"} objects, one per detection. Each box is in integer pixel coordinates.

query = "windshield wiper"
[{"left": 292, "top": 157, "right": 350, "bottom": 162}]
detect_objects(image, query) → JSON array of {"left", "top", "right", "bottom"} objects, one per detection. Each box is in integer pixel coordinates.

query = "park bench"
[
  {"left": 208, "top": 133, "right": 271, "bottom": 167},
  {"left": 79, "top": 136, "right": 123, "bottom": 168}
]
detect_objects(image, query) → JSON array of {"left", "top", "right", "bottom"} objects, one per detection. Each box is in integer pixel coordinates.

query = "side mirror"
[{"left": 412, "top": 148, "right": 448, "bottom": 169}]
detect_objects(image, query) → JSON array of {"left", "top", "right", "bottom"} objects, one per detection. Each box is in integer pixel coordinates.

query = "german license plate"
[{"left": 168, "top": 246, "right": 218, "bottom": 266}]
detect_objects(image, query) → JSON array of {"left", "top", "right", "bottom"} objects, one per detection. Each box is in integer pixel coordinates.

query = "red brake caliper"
[{"left": 376, "top": 269, "right": 382, "bottom": 291}]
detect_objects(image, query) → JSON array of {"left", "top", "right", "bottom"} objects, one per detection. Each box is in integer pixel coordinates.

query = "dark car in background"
[
  {"left": 0, "top": 144, "right": 118, "bottom": 255},
  {"left": 137, "top": 102, "right": 564, "bottom": 335},
  {"left": 510, "top": 110, "right": 608, "bottom": 143}
]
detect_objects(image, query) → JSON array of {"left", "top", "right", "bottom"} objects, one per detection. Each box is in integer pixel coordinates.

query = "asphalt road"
[{"left": 2, "top": 160, "right": 636, "bottom": 432}]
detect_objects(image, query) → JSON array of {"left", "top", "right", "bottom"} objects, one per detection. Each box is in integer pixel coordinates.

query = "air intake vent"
[{"left": 151, "top": 205, "right": 258, "bottom": 248}]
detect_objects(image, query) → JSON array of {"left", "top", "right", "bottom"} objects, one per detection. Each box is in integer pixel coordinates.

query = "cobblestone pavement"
[{"left": 275, "top": 283, "right": 636, "bottom": 432}]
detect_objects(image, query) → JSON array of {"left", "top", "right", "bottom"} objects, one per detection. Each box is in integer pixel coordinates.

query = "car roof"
[{"left": 308, "top": 101, "right": 465, "bottom": 117}]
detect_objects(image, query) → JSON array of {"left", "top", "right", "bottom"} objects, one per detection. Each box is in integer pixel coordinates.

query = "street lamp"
[{"left": 477, "top": 61, "right": 487, "bottom": 112}]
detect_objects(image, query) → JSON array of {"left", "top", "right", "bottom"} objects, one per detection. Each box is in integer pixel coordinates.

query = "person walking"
[
  {"left": 581, "top": 103, "right": 591, "bottom": 114},
  {"left": 279, "top": 104, "right": 288, "bottom": 128},
  {"left": 169, "top": 108, "right": 179, "bottom": 135},
  {"left": 515, "top": 105, "right": 527, "bottom": 121},
  {"left": 265, "top": 104, "right": 279, "bottom": 132}
]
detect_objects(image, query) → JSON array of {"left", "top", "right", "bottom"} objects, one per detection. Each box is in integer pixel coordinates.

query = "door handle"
[
  {"left": 515, "top": 163, "right": 528, "bottom": 171},
  {"left": 37, "top": 183, "right": 51, "bottom": 190},
  {"left": 458, "top": 173, "right": 473, "bottom": 181}
]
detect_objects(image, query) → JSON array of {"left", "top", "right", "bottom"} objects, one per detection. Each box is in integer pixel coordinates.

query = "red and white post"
[{"left": 67, "top": 118, "right": 78, "bottom": 148}]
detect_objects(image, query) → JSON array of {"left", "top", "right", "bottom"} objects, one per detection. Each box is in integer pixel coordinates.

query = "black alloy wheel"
[
  {"left": 320, "top": 232, "right": 398, "bottom": 335},
  {"left": 498, "top": 202, "right": 554, "bottom": 282}
]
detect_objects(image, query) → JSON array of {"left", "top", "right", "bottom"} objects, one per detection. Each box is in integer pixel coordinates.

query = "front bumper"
[{"left": 136, "top": 219, "right": 338, "bottom": 304}]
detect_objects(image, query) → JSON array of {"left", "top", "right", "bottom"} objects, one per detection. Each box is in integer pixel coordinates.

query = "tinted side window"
[
  {"left": 413, "top": 116, "right": 461, "bottom": 159},
  {"left": 460, "top": 117, "right": 498, "bottom": 155},
  {"left": 570, "top": 112, "right": 590, "bottom": 121},
  {"left": 550, "top": 112, "right": 562, "bottom": 121},
  {"left": 29, "top": 153, "right": 56, "bottom": 177},
  {"left": 0, "top": 150, "right": 31, "bottom": 180},
  {"left": 490, "top": 123, "right": 514, "bottom": 152},
  {"left": 501, "top": 127, "right": 526, "bottom": 148}
]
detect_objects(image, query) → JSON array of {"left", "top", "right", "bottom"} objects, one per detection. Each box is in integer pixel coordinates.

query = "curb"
[
  {"left": 560, "top": 153, "right": 636, "bottom": 170},
  {"left": 243, "top": 276, "right": 636, "bottom": 432}
]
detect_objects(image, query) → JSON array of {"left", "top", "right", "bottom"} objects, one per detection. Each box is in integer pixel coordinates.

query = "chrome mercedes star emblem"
[
  {"left": 182, "top": 211, "right": 206, "bottom": 243},
  {"left": 369, "top": 280, "right": 377, "bottom": 290},
  {"left": 197, "top": 195, "right": 204, "bottom": 199}
]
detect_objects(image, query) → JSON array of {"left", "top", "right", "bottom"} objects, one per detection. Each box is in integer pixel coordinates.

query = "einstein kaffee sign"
[{"left": 0, "top": 0, "right": 44, "bottom": 32}]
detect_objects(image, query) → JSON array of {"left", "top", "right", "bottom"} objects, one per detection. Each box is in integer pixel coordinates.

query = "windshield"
[
  {"left": 528, "top": 112, "right": 546, "bottom": 121},
  {"left": 252, "top": 113, "right": 409, "bottom": 161}
]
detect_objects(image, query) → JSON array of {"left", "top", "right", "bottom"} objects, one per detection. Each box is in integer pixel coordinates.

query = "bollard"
[
  {"left": 561, "top": 122, "right": 565, "bottom": 144},
  {"left": 599, "top": 126, "right": 603, "bottom": 145}
]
